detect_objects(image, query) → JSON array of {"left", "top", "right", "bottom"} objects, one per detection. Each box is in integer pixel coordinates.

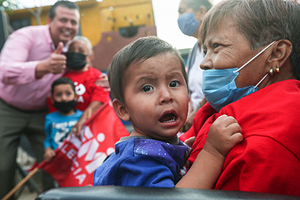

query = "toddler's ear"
[{"left": 112, "top": 99, "right": 130, "bottom": 121}]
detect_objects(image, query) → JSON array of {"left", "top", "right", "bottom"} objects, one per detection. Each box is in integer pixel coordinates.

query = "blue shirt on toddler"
[{"left": 93, "top": 136, "right": 190, "bottom": 188}]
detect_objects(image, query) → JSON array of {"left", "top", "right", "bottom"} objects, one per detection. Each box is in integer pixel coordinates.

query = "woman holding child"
[{"left": 179, "top": 0, "right": 300, "bottom": 196}]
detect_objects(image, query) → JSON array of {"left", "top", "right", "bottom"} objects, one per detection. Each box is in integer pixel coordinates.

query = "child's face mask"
[{"left": 53, "top": 100, "right": 77, "bottom": 114}]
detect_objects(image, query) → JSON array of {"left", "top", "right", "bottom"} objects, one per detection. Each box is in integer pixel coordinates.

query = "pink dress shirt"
[{"left": 0, "top": 25, "right": 63, "bottom": 111}]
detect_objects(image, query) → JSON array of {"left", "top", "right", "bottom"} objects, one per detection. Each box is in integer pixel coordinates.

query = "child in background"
[
  {"left": 93, "top": 36, "right": 243, "bottom": 188},
  {"left": 47, "top": 36, "right": 111, "bottom": 137},
  {"left": 44, "top": 77, "right": 83, "bottom": 162}
]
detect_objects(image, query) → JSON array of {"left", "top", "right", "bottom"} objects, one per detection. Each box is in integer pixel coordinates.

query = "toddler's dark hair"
[{"left": 107, "top": 36, "right": 187, "bottom": 103}]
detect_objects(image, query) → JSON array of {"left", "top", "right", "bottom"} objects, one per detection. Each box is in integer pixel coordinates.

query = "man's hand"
[{"left": 36, "top": 42, "right": 66, "bottom": 78}]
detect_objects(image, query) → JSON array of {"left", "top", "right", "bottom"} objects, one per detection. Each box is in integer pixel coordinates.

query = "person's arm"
[
  {"left": 176, "top": 114, "right": 243, "bottom": 189},
  {"left": 70, "top": 69, "right": 112, "bottom": 137},
  {"left": 43, "top": 116, "right": 56, "bottom": 162},
  {"left": 176, "top": 147, "right": 225, "bottom": 189},
  {"left": 43, "top": 115, "right": 52, "bottom": 150},
  {"left": 215, "top": 137, "right": 300, "bottom": 195},
  {"left": 71, "top": 101, "right": 103, "bottom": 137},
  {"left": 0, "top": 29, "right": 66, "bottom": 85}
]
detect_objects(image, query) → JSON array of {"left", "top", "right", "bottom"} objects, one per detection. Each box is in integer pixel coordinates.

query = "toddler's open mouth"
[{"left": 159, "top": 112, "right": 178, "bottom": 123}]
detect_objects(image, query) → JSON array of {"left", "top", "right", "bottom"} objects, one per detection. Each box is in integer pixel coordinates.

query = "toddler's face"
[
  {"left": 122, "top": 53, "right": 189, "bottom": 141},
  {"left": 52, "top": 84, "right": 76, "bottom": 103}
]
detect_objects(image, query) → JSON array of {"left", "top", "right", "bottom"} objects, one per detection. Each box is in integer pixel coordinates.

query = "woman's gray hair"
[
  {"left": 70, "top": 36, "right": 93, "bottom": 55},
  {"left": 200, "top": 0, "right": 300, "bottom": 79}
]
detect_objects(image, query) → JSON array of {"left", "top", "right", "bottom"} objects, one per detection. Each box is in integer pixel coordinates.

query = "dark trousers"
[{"left": 0, "top": 100, "right": 54, "bottom": 200}]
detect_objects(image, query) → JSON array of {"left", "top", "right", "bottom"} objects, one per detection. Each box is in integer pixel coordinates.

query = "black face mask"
[
  {"left": 53, "top": 100, "right": 77, "bottom": 114},
  {"left": 66, "top": 52, "right": 87, "bottom": 70}
]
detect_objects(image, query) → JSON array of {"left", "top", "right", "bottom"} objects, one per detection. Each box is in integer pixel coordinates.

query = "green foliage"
[{"left": 0, "top": 0, "right": 19, "bottom": 12}]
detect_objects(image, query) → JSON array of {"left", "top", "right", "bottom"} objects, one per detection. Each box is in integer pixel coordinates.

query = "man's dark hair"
[
  {"left": 51, "top": 77, "right": 76, "bottom": 95},
  {"left": 48, "top": 0, "right": 80, "bottom": 20}
]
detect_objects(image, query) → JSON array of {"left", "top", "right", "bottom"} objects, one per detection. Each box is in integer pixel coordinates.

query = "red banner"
[{"left": 39, "top": 103, "right": 129, "bottom": 186}]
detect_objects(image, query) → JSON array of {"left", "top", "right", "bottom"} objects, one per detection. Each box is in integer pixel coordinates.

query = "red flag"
[{"left": 39, "top": 103, "right": 129, "bottom": 186}]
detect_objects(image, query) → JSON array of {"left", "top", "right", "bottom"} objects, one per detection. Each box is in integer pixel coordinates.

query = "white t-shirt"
[{"left": 188, "top": 46, "right": 205, "bottom": 110}]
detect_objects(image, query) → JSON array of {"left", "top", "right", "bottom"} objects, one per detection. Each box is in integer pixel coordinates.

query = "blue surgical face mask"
[
  {"left": 202, "top": 41, "right": 275, "bottom": 111},
  {"left": 177, "top": 13, "right": 199, "bottom": 36}
]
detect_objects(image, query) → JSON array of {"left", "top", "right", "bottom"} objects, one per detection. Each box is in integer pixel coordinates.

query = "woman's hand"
[{"left": 94, "top": 74, "right": 110, "bottom": 91}]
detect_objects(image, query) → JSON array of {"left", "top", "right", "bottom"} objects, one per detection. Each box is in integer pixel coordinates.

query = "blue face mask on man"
[
  {"left": 202, "top": 41, "right": 275, "bottom": 111},
  {"left": 177, "top": 13, "right": 199, "bottom": 36}
]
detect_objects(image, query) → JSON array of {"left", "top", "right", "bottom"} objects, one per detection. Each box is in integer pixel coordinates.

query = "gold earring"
[
  {"left": 276, "top": 67, "right": 280, "bottom": 75},
  {"left": 269, "top": 68, "right": 274, "bottom": 76}
]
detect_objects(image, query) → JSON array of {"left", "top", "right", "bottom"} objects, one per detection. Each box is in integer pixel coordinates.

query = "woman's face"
[{"left": 200, "top": 19, "right": 271, "bottom": 89}]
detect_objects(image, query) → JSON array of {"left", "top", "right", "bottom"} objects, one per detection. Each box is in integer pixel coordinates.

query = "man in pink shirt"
[{"left": 0, "top": 1, "right": 80, "bottom": 199}]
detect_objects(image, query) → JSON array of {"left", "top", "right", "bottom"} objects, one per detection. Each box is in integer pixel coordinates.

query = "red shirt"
[
  {"left": 180, "top": 79, "right": 300, "bottom": 196},
  {"left": 48, "top": 67, "right": 111, "bottom": 112}
]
